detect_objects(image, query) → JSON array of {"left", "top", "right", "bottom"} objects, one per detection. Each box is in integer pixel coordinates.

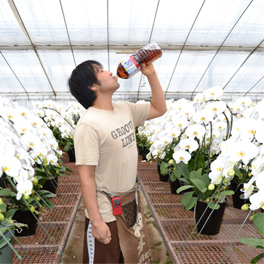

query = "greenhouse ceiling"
[{"left": 0, "top": 0, "right": 264, "bottom": 105}]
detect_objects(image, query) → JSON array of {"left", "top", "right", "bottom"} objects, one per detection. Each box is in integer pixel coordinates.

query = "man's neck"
[{"left": 92, "top": 99, "right": 114, "bottom": 111}]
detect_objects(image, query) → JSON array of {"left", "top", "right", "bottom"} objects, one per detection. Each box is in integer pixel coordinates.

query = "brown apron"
[{"left": 99, "top": 185, "right": 152, "bottom": 264}]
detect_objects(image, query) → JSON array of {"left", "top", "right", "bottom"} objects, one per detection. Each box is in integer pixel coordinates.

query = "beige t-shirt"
[{"left": 73, "top": 101, "right": 150, "bottom": 222}]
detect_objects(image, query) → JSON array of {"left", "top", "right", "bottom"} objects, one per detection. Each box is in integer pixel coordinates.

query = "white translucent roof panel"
[
  {"left": 224, "top": 51, "right": 264, "bottom": 93},
  {"left": 108, "top": 0, "right": 158, "bottom": 45},
  {"left": 0, "top": 0, "right": 30, "bottom": 45},
  {"left": 0, "top": 50, "right": 52, "bottom": 93},
  {"left": 0, "top": 0, "right": 264, "bottom": 102},
  {"left": 152, "top": 0, "right": 205, "bottom": 45},
  {"left": 225, "top": 0, "right": 264, "bottom": 47},
  {"left": 186, "top": 0, "right": 253, "bottom": 46},
  {"left": 13, "top": 0, "right": 68, "bottom": 45},
  {"left": 38, "top": 50, "right": 76, "bottom": 92},
  {"left": 196, "top": 50, "right": 250, "bottom": 92},
  {"left": 166, "top": 50, "right": 217, "bottom": 94},
  {"left": 60, "top": 0, "right": 108, "bottom": 45},
  {"left": 0, "top": 53, "right": 25, "bottom": 93}
]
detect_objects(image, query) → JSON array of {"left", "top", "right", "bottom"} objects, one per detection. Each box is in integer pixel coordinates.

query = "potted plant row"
[
  {"left": 0, "top": 96, "right": 72, "bottom": 261},
  {"left": 140, "top": 86, "right": 264, "bottom": 236}
]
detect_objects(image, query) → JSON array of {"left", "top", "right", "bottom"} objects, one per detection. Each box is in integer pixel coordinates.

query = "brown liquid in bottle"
[{"left": 117, "top": 43, "right": 162, "bottom": 79}]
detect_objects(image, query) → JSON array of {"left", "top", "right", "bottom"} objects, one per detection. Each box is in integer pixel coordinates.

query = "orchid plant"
[
  {"left": 0, "top": 96, "right": 65, "bottom": 249},
  {"left": 32, "top": 100, "right": 84, "bottom": 153},
  {"left": 141, "top": 86, "right": 264, "bottom": 211}
]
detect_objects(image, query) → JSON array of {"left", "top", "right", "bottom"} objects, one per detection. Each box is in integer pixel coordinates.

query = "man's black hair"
[{"left": 68, "top": 60, "right": 102, "bottom": 109}]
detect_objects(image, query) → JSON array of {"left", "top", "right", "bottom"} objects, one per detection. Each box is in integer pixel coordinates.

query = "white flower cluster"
[
  {"left": 32, "top": 100, "right": 84, "bottom": 140},
  {"left": 0, "top": 96, "right": 62, "bottom": 200},
  {"left": 139, "top": 86, "right": 264, "bottom": 211}
]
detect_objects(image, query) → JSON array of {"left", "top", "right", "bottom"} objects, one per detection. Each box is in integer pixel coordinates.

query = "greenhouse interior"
[{"left": 0, "top": 0, "right": 264, "bottom": 263}]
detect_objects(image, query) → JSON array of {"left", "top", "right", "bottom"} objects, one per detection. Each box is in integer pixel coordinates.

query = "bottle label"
[{"left": 121, "top": 55, "right": 140, "bottom": 75}]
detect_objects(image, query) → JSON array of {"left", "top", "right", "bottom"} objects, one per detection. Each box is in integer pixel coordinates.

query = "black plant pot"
[
  {"left": 231, "top": 181, "right": 249, "bottom": 209},
  {"left": 42, "top": 177, "right": 58, "bottom": 194},
  {"left": 0, "top": 177, "right": 8, "bottom": 188},
  {"left": 195, "top": 200, "right": 226, "bottom": 235},
  {"left": 67, "top": 148, "right": 76, "bottom": 162},
  {"left": 157, "top": 164, "right": 169, "bottom": 182},
  {"left": 13, "top": 210, "right": 38, "bottom": 236},
  {"left": 140, "top": 146, "right": 148, "bottom": 161},
  {"left": 169, "top": 179, "right": 181, "bottom": 195}
]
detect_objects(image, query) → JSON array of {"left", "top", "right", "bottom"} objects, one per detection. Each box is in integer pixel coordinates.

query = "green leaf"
[
  {"left": 176, "top": 185, "right": 193, "bottom": 194},
  {"left": 239, "top": 238, "right": 264, "bottom": 248},
  {"left": 200, "top": 173, "right": 210, "bottom": 187},
  {"left": 0, "top": 203, "right": 7, "bottom": 213},
  {"left": 185, "top": 196, "right": 198, "bottom": 210},
  {"left": 0, "top": 188, "right": 16, "bottom": 197},
  {"left": 177, "top": 162, "right": 190, "bottom": 179},
  {"left": 170, "top": 170, "right": 181, "bottom": 182},
  {"left": 214, "top": 190, "right": 235, "bottom": 199},
  {"left": 160, "top": 161, "right": 169, "bottom": 175},
  {"left": 254, "top": 212, "right": 264, "bottom": 237},
  {"left": 251, "top": 253, "right": 264, "bottom": 264},
  {"left": 5, "top": 208, "right": 17, "bottom": 219},
  {"left": 181, "top": 191, "right": 194, "bottom": 208},
  {"left": 191, "top": 178, "right": 207, "bottom": 193},
  {"left": 234, "top": 167, "right": 242, "bottom": 177},
  {"left": 64, "top": 143, "right": 73, "bottom": 152},
  {"left": 208, "top": 201, "right": 220, "bottom": 210}
]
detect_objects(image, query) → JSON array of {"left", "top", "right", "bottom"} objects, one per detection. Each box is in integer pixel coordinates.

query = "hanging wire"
[
  {"left": 59, "top": 0, "right": 77, "bottom": 67},
  {"left": 191, "top": 0, "right": 254, "bottom": 100},
  {"left": 0, "top": 51, "right": 29, "bottom": 100},
  {"left": 222, "top": 39, "right": 264, "bottom": 90},
  {"left": 164, "top": 0, "right": 206, "bottom": 99},
  {"left": 244, "top": 75, "right": 264, "bottom": 97}
]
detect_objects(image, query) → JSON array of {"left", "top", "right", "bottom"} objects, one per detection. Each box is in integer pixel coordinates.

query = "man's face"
[{"left": 94, "top": 65, "right": 120, "bottom": 94}]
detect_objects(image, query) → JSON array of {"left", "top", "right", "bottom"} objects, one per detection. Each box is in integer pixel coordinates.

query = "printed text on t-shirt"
[{"left": 111, "top": 120, "right": 135, "bottom": 148}]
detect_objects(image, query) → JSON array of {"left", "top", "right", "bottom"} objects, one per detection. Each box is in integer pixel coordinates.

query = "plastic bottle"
[{"left": 116, "top": 42, "right": 162, "bottom": 79}]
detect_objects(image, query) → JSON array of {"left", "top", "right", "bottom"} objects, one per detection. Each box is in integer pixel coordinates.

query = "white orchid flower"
[
  {"left": 46, "top": 154, "right": 58, "bottom": 165},
  {"left": 32, "top": 101, "right": 43, "bottom": 109},
  {"left": 182, "top": 105, "right": 195, "bottom": 120},
  {"left": 172, "top": 116, "right": 189, "bottom": 131},
  {"left": 209, "top": 157, "right": 226, "bottom": 184},
  {"left": 1, "top": 155, "right": 22, "bottom": 177},
  {"left": 172, "top": 149, "right": 191, "bottom": 164},
  {"left": 193, "top": 109, "right": 214, "bottom": 125},
  {"left": 251, "top": 155, "right": 264, "bottom": 176},
  {"left": 204, "top": 101, "right": 227, "bottom": 116},
  {"left": 16, "top": 179, "right": 33, "bottom": 200},
  {"left": 214, "top": 121, "right": 227, "bottom": 132},
  {"left": 185, "top": 124, "right": 206, "bottom": 140},
  {"left": 13, "top": 118, "right": 32, "bottom": 135},
  {"left": 255, "top": 120, "right": 264, "bottom": 143},
  {"left": 20, "top": 133, "right": 42, "bottom": 151},
  {"left": 31, "top": 147, "right": 48, "bottom": 163},
  {"left": 202, "top": 86, "right": 223, "bottom": 101},
  {"left": 235, "top": 97, "right": 252, "bottom": 109},
  {"left": 242, "top": 181, "right": 255, "bottom": 199},
  {"left": 179, "top": 138, "right": 199, "bottom": 153},
  {"left": 230, "top": 140, "right": 259, "bottom": 165},
  {"left": 249, "top": 189, "right": 264, "bottom": 210},
  {"left": 193, "top": 92, "right": 205, "bottom": 105},
  {"left": 239, "top": 118, "right": 258, "bottom": 140}
]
